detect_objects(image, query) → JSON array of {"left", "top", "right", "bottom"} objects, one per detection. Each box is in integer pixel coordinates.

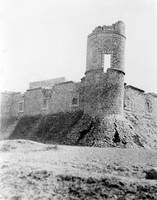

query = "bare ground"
[{"left": 0, "top": 140, "right": 157, "bottom": 200}]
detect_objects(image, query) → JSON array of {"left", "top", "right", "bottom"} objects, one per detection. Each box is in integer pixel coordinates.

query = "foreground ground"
[{"left": 0, "top": 140, "right": 157, "bottom": 200}]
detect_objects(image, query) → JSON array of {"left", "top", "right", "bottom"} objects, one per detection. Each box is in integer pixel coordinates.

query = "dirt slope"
[
  {"left": 4, "top": 110, "right": 157, "bottom": 149},
  {"left": 0, "top": 140, "right": 157, "bottom": 199}
]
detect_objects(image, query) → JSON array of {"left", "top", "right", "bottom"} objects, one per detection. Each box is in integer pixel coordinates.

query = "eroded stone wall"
[
  {"left": 1, "top": 21, "right": 157, "bottom": 121},
  {"left": 24, "top": 88, "right": 43, "bottom": 116},
  {"left": 29, "top": 77, "right": 66, "bottom": 89},
  {"left": 48, "top": 82, "right": 81, "bottom": 114},
  {"left": 21, "top": 81, "right": 82, "bottom": 116},
  {"left": 124, "top": 86, "right": 145, "bottom": 116},
  {"left": 86, "top": 21, "right": 125, "bottom": 73},
  {"left": 0, "top": 92, "right": 23, "bottom": 118},
  {"left": 124, "top": 86, "right": 157, "bottom": 118},
  {"left": 84, "top": 21, "right": 125, "bottom": 117}
]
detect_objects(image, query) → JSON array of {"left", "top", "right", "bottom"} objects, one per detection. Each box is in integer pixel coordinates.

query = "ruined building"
[{"left": 1, "top": 21, "right": 157, "bottom": 120}]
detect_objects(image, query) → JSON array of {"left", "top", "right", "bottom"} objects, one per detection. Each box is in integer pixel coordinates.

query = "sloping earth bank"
[
  {"left": 3, "top": 110, "right": 157, "bottom": 149},
  {"left": 0, "top": 140, "right": 157, "bottom": 199}
]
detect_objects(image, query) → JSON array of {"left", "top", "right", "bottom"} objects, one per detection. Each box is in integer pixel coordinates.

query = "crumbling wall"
[
  {"left": 24, "top": 88, "right": 43, "bottom": 116},
  {"left": 48, "top": 81, "right": 81, "bottom": 114},
  {"left": 124, "top": 86, "right": 157, "bottom": 118},
  {"left": 29, "top": 77, "right": 66, "bottom": 89},
  {"left": 145, "top": 93, "right": 157, "bottom": 119},
  {"left": 0, "top": 92, "right": 13, "bottom": 118},
  {"left": 11, "top": 93, "right": 24, "bottom": 117},
  {"left": 124, "top": 86, "right": 145, "bottom": 116},
  {"left": 1, "top": 21, "right": 157, "bottom": 123},
  {"left": 0, "top": 92, "right": 22, "bottom": 118},
  {"left": 84, "top": 21, "right": 125, "bottom": 117},
  {"left": 86, "top": 21, "right": 125, "bottom": 73}
]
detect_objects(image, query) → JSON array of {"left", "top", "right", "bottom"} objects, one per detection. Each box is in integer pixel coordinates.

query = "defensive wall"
[
  {"left": 1, "top": 21, "right": 157, "bottom": 120},
  {"left": 1, "top": 79, "right": 157, "bottom": 119}
]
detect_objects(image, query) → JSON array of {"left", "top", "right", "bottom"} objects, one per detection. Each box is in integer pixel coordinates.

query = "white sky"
[{"left": 0, "top": 0, "right": 157, "bottom": 93}]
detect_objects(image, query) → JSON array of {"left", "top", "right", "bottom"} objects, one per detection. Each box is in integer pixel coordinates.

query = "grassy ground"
[{"left": 0, "top": 140, "right": 157, "bottom": 199}]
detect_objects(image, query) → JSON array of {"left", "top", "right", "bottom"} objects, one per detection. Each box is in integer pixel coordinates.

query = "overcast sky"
[{"left": 0, "top": 0, "right": 157, "bottom": 93}]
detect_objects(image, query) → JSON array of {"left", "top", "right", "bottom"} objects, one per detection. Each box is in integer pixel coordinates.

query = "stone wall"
[
  {"left": 0, "top": 92, "right": 13, "bottom": 118},
  {"left": 0, "top": 92, "right": 23, "bottom": 118},
  {"left": 24, "top": 88, "right": 43, "bottom": 116},
  {"left": 124, "top": 85, "right": 145, "bottom": 116},
  {"left": 29, "top": 77, "right": 66, "bottom": 89},
  {"left": 10, "top": 93, "right": 24, "bottom": 117},
  {"left": 84, "top": 21, "right": 125, "bottom": 117},
  {"left": 124, "top": 86, "right": 157, "bottom": 118},
  {"left": 145, "top": 93, "right": 157, "bottom": 119},
  {"left": 21, "top": 81, "right": 82, "bottom": 116},
  {"left": 1, "top": 21, "right": 157, "bottom": 121},
  {"left": 86, "top": 21, "right": 125, "bottom": 73},
  {"left": 48, "top": 81, "right": 81, "bottom": 114}
]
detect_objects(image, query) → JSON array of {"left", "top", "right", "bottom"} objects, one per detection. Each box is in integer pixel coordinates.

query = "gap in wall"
[{"left": 103, "top": 54, "right": 111, "bottom": 72}]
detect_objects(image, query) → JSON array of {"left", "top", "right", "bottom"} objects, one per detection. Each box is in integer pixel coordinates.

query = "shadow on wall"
[{"left": 9, "top": 111, "right": 85, "bottom": 144}]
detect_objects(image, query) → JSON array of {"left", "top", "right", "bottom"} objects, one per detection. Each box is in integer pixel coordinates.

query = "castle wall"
[
  {"left": 0, "top": 92, "right": 13, "bottom": 118},
  {"left": 86, "top": 25, "right": 125, "bottom": 73},
  {"left": 24, "top": 88, "right": 43, "bottom": 116},
  {"left": 124, "top": 86, "right": 145, "bottom": 116},
  {"left": 82, "top": 69, "right": 125, "bottom": 117},
  {"left": 29, "top": 77, "right": 66, "bottom": 89},
  {"left": 145, "top": 93, "right": 157, "bottom": 118},
  {"left": 48, "top": 82, "right": 81, "bottom": 114},
  {"left": 22, "top": 81, "right": 81, "bottom": 116},
  {"left": 124, "top": 86, "right": 157, "bottom": 118},
  {"left": 84, "top": 21, "right": 125, "bottom": 117},
  {"left": 1, "top": 21, "right": 157, "bottom": 121},
  {"left": 10, "top": 93, "right": 24, "bottom": 118},
  {"left": 0, "top": 92, "right": 22, "bottom": 118}
]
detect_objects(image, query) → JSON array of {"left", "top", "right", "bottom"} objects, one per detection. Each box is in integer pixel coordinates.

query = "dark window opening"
[{"left": 72, "top": 97, "right": 78, "bottom": 105}]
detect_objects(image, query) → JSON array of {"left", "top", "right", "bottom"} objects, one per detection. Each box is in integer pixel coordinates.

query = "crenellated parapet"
[
  {"left": 84, "top": 21, "right": 126, "bottom": 117},
  {"left": 88, "top": 21, "right": 125, "bottom": 38}
]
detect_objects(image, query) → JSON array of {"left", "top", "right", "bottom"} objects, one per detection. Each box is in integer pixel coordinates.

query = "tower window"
[{"left": 103, "top": 54, "right": 111, "bottom": 71}]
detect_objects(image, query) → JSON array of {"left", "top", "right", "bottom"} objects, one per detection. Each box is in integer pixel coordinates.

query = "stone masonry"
[{"left": 1, "top": 21, "right": 157, "bottom": 120}]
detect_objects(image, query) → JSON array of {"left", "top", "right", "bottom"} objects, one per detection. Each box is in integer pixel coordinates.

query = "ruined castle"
[{"left": 1, "top": 21, "right": 157, "bottom": 119}]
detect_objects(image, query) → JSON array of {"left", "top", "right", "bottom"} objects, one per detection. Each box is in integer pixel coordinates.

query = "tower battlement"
[
  {"left": 84, "top": 21, "right": 126, "bottom": 117},
  {"left": 89, "top": 21, "right": 125, "bottom": 38}
]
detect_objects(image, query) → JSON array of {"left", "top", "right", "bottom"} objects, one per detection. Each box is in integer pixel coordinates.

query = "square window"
[
  {"left": 70, "top": 95, "right": 79, "bottom": 107},
  {"left": 72, "top": 97, "right": 78, "bottom": 105}
]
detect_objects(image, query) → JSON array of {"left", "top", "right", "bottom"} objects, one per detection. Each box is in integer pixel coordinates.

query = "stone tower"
[{"left": 83, "top": 21, "right": 126, "bottom": 117}]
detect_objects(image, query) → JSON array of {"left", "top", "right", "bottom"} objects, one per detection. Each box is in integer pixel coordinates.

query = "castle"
[{"left": 1, "top": 21, "right": 157, "bottom": 120}]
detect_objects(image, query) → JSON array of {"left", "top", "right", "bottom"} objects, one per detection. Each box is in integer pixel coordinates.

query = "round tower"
[{"left": 83, "top": 21, "right": 126, "bottom": 117}]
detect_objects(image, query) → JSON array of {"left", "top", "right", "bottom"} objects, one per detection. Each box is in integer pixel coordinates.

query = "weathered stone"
[{"left": 1, "top": 21, "right": 157, "bottom": 141}]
